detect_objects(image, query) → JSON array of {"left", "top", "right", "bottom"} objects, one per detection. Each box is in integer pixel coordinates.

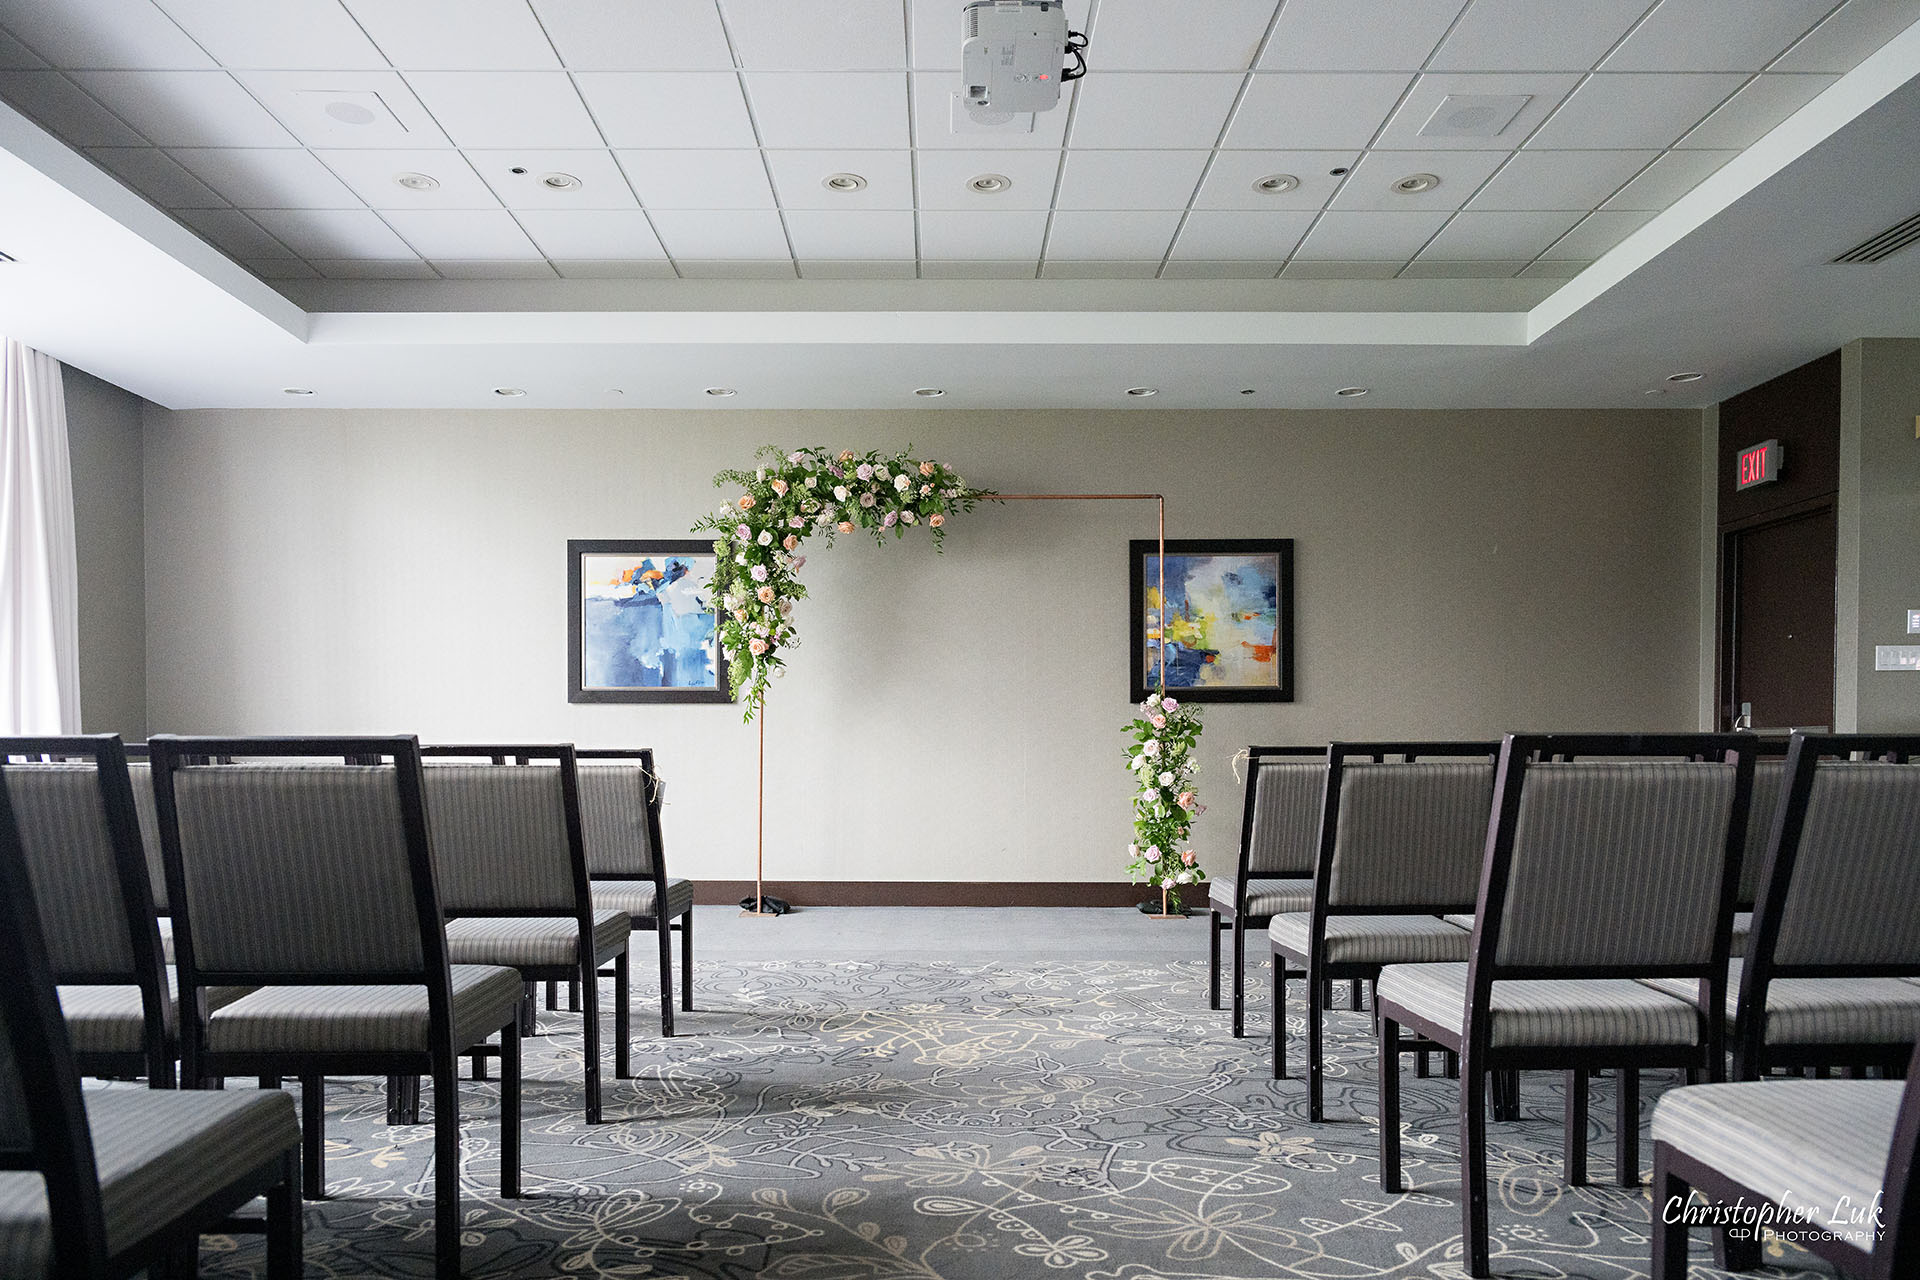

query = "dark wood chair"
[{"left": 1209, "top": 745, "right": 1323, "bottom": 1037}]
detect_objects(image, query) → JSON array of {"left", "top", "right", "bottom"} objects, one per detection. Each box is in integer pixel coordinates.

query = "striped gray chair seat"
[
  {"left": 1212, "top": 748, "right": 1327, "bottom": 1038},
  {"left": 1643, "top": 958, "right": 1920, "bottom": 1047},
  {"left": 1378, "top": 963, "right": 1703, "bottom": 1048},
  {"left": 445, "top": 911, "right": 632, "bottom": 970},
  {"left": 55, "top": 979, "right": 252, "bottom": 1058},
  {"left": 1212, "top": 876, "right": 1313, "bottom": 919},
  {"left": 201, "top": 966, "right": 528, "bottom": 1054},
  {"left": 592, "top": 877, "right": 695, "bottom": 923},
  {"left": 1268, "top": 913, "right": 1470, "bottom": 966},
  {"left": 578, "top": 751, "right": 695, "bottom": 1038}
]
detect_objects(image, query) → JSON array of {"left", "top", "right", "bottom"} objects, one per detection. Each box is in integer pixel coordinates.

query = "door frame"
[{"left": 1716, "top": 495, "right": 1837, "bottom": 732}]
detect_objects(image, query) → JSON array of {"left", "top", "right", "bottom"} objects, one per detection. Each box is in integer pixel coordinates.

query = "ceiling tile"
[
  {"left": 1279, "top": 259, "right": 1403, "bottom": 278},
  {"left": 174, "top": 206, "right": 294, "bottom": 257},
  {"left": 1191, "top": 151, "right": 1355, "bottom": 210},
  {"left": 532, "top": 0, "right": 734, "bottom": 70},
  {"left": 1466, "top": 148, "right": 1658, "bottom": 210},
  {"left": 1600, "top": 148, "right": 1737, "bottom": 209},
  {"left": 908, "top": 71, "right": 1072, "bottom": 149},
  {"left": 1160, "top": 260, "right": 1280, "bottom": 279},
  {"left": 431, "top": 259, "right": 557, "bottom": 278},
  {"left": 797, "top": 260, "right": 919, "bottom": 279},
  {"left": 1055, "top": 150, "right": 1209, "bottom": 210},
  {"left": 914, "top": 148, "right": 1061, "bottom": 209},
  {"left": 168, "top": 147, "right": 363, "bottom": 208},
  {"left": 1330, "top": 149, "right": 1508, "bottom": 210},
  {"left": 648, "top": 208, "right": 792, "bottom": 258},
  {"left": 575, "top": 72, "right": 758, "bottom": 148},
  {"left": 908, "top": 0, "right": 1092, "bottom": 70},
  {"left": 1373, "top": 72, "right": 1579, "bottom": 148},
  {"left": 1044, "top": 210, "right": 1182, "bottom": 260},
  {"left": 251, "top": 206, "right": 417, "bottom": 257},
  {"left": 1259, "top": 0, "right": 1470, "bottom": 72},
  {"left": 309, "top": 257, "right": 437, "bottom": 278},
  {"left": 918, "top": 260, "right": 1036, "bottom": 278},
  {"left": 73, "top": 70, "right": 297, "bottom": 145},
  {"left": 616, "top": 149, "right": 776, "bottom": 208},
  {"left": 0, "top": 71, "right": 146, "bottom": 145},
  {"left": 1399, "top": 259, "right": 1527, "bottom": 276},
  {"left": 917, "top": 209, "right": 1048, "bottom": 259},
  {"left": 513, "top": 209, "right": 667, "bottom": 258},
  {"left": 1416, "top": 209, "right": 1583, "bottom": 259},
  {"left": 1072, "top": 72, "right": 1246, "bottom": 149},
  {"left": 743, "top": 72, "right": 908, "bottom": 148},
  {"left": 88, "top": 145, "right": 228, "bottom": 206},
  {"left": 676, "top": 259, "right": 797, "bottom": 278},
  {"left": 721, "top": 0, "right": 907, "bottom": 69},
  {"left": 1774, "top": 0, "right": 1920, "bottom": 72},
  {"left": 763, "top": 149, "right": 913, "bottom": 208},
  {"left": 551, "top": 258, "right": 678, "bottom": 279},
  {"left": 1602, "top": 0, "right": 1834, "bottom": 71},
  {"left": 382, "top": 208, "right": 543, "bottom": 258},
  {"left": 404, "top": 71, "right": 601, "bottom": 147},
  {"left": 234, "top": 71, "right": 451, "bottom": 148},
  {"left": 1540, "top": 208, "right": 1658, "bottom": 258},
  {"left": 154, "top": 0, "right": 388, "bottom": 69},
  {"left": 1041, "top": 260, "right": 1162, "bottom": 278},
  {"left": 0, "top": 0, "right": 215, "bottom": 69},
  {"left": 1168, "top": 209, "right": 1317, "bottom": 259},
  {"left": 467, "top": 149, "right": 638, "bottom": 208},
  {"left": 316, "top": 148, "right": 499, "bottom": 209},
  {"left": 1291, "top": 209, "right": 1451, "bottom": 258},
  {"left": 1526, "top": 73, "right": 1748, "bottom": 149},
  {"left": 1429, "top": 0, "right": 1650, "bottom": 71},
  {"left": 1676, "top": 73, "right": 1838, "bottom": 148},
  {"left": 1223, "top": 73, "right": 1415, "bottom": 149},
  {"left": 783, "top": 209, "right": 916, "bottom": 259},
  {"left": 0, "top": 26, "right": 46, "bottom": 68},
  {"left": 340, "top": 0, "right": 561, "bottom": 70},
  {"left": 1093, "top": 0, "right": 1276, "bottom": 70}
]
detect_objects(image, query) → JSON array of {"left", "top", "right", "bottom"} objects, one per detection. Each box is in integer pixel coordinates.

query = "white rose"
[
  {"left": 757, "top": 530, "right": 773, "bottom": 546},
  {"left": 1144, "top": 845, "right": 1161, "bottom": 861},
  {"left": 1141, "top": 740, "right": 1159, "bottom": 757},
  {"left": 1176, "top": 871, "right": 1193, "bottom": 884},
  {"left": 1130, "top": 754, "right": 1145, "bottom": 770},
  {"left": 805, "top": 476, "right": 818, "bottom": 489},
  {"left": 1158, "top": 770, "right": 1175, "bottom": 787},
  {"left": 894, "top": 474, "right": 910, "bottom": 492},
  {"left": 833, "top": 485, "right": 849, "bottom": 501}
]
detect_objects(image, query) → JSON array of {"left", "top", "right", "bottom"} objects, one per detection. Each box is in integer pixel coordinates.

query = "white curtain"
[{"left": 0, "top": 337, "right": 82, "bottom": 734}]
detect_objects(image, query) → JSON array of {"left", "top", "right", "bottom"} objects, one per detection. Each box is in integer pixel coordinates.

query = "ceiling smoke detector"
[
  {"left": 1252, "top": 173, "right": 1299, "bottom": 194},
  {"left": 541, "top": 172, "right": 582, "bottom": 191},
  {"left": 394, "top": 172, "right": 439, "bottom": 192},
  {"left": 968, "top": 173, "right": 1013, "bottom": 193},
  {"left": 822, "top": 172, "right": 868, "bottom": 192},
  {"left": 1393, "top": 173, "right": 1441, "bottom": 194}
]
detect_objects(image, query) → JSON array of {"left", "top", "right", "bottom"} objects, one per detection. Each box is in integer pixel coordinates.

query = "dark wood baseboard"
[{"left": 695, "top": 880, "right": 1212, "bottom": 909}]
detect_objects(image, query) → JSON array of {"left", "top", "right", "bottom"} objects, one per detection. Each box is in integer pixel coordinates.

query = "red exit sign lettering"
[{"left": 1737, "top": 439, "right": 1782, "bottom": 490}]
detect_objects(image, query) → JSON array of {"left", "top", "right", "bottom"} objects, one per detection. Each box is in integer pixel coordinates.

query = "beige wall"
[
  {"left": 1841, "top": 338, "right": 1920, "bottom": 731},
  {"left": 63, "top": 365, "right": 147, "bottom": 738},
  {"left": 141, "top": 405, "right": 1705, "bottom": 884}
]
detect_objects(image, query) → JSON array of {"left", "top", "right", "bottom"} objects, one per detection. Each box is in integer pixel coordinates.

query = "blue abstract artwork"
[{"left": 579, "top": 551, "right": 719, "bottom": 691}]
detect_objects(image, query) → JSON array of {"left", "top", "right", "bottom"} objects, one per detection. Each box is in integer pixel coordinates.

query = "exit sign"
[{"left": 1737, "top": 439, "right": 1782, "bottom": 489}]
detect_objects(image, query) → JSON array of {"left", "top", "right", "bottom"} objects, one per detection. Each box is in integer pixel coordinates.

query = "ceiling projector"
[{"left": 961, "top": 0, "right": 1087, "bottom": 119}]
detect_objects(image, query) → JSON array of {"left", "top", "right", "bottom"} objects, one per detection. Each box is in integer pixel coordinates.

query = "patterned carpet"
[{"left": 176, "top": 949, "right": 1836, "bottom": 1279}]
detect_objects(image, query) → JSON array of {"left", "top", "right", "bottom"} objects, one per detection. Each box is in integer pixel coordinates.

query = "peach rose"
[
  {"left": 1181, "top": 850, "right": 1196, "bottom": 865},
  {"left": 838, "top": 449, "right": 855, "bottom": 462},
  {"left": 1177, "top": 791, "right": 1196, "bottom": 811},
  {"left": 770, "top": 478, "right": 788, "bottom": 495},
  {"left": 748, "top": 637, "right": 768, "bottom": 655},
  {"left": 782, "top": 534, "right": 798, "bottom": 550},
  {"left": 919, "top": 460, "right": 935, "bottom": 476},
  {"left": 928, "top": 512, "right": 945, "bottom": 528},
  {"left": 756, "top": 585, "right": 775, "bottom": 603},
  {"left": 837, "top": 520, "right": 855, "bottom": 533},
  {"left": 737, "top": 495, "right": 756, "bottom": 510}
]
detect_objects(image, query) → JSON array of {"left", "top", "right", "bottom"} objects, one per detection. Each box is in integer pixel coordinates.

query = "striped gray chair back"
[
  {"left": 1735, "top": 755, "right": 1787, "bottom": 909},
  {"left": 1489, "top": 754, "right": 1740, "bottom": 970},
  {"left": 127, "top": 760, "right": 169, "bottom": 914},
  {"left": 422, "top": 762, "right": 581, "bottom": 913},
  {"left": 1243, "top": 753, "right": 1323, "bottom": 878},
  {"left": 1765, "top": 754, "right": 1920, "bottom": 971},
  {"left": 1325, "top": 760, "right": 1495, "bottom": 910},
  {"left": 5, "top": 765, "right": 142, "bottom": 979},
  {"left": 577, "top": 762, "right": 662, "bottom": 879}
]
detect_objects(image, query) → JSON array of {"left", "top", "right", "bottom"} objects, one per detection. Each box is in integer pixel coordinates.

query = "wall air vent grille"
[{"left": 1833, "top": 211, "right": 1920, "bottom": 263}]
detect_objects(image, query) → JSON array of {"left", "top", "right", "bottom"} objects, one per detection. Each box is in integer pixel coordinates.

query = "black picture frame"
[
  {"left": 567, "top": 539, "right": 732, "bottom": 704},
  {"left": 1129, "top": 538, "right": 1294, "bottom": 704}
]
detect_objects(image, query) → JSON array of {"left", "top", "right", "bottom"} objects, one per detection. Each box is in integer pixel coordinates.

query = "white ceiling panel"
[
  {"left": 382, "top": 208, "right": 543, "bottom": 258},
  {"left": 0, "top": 0, "right": 215, "bottom": 70},
  {"left": 1374, "top": 72, "right": 1578, "bottom": 148},
  {"left": 0, "top": 26, "right": 45, "bottom": 69},
  {"left": 782, "top": 208, "right": 916, "bottom": 259},
  {"left": 1525, "top": 73, "right": 1748, "bottom": 149},
  {"left": 235, "top": 72, "right": 451, "bottom": 148},
  {"left": 1260, "top": 0, "right": 1469, "bottom": 72},
  {"left": 917, "top": 209, "right": 1048, "bottom": 259},
  {"left": 907, "top": 72, "right": 1073, "bottom": 148},
  {"left": 0, "top": 71, "right": 146, "bottom": 145},
  {"left": 155, "top": 0, "right": 388, "bottom": 69},
  {"left": 1775, "top": 0, "right": 1920, "bottom": 72},
  {"left": 1169, "top": 209, "right": 1316, "bottom": 259},
  {"left": 721, "top": 0, "right": 907, "bottom": 70},
  {"left": 743, "top": 72, "right": 908, "bottom": 149},
  {"left": 551, "top": 258, "right": 678, "bottom": 279},
  {"left": 88, "top": 145, "right": 227, "bottom": 206},
  {"left": 173, "top": 207, "right": 294, "bottom": 257},
  {"left": 764, "top": 148, "right": 912, "bottom": 209},
  {"left": 1292, "top": 209, "right": 1452, "bottom": 258},
  {"left": 1192, "top": 150, "right": 1357, "bottom": 209},
  {"left": 1466, "top": 148, "right": 1658, "bottom": 210},
  {"left": 310, "top": 257, "right": 436, "bottom": 278},
  {"left": 74, "top": 70, "right": 296, "bottom": 146},
  {"left": 340, "top": 0, "right": 560, "bottom": 70},
  {"left": 1091, "top": 0, "right": 1276, "bottom": 70},
  {"left": 1070, "top": 72, "right": 1246, "bottom": 149},
  {"left": 169, "top": 147, "right": 362, "bottom": 208},
  {"left": 1055, "top": 150, "right": 1209, "bottom": 210},
  {"left": 907, "top": 0, "right": 1092, "bottom": 70},
  {"left": 1224, "top": 73, "right": 1415, "bottom": 149},
  {"left": 648, "top": 208, "right": 791, "bottom": 258},
  {"left": 430, "top": 259, "right": 556, "bottom": 278},
  {"left": 531, "top": 0, "right": 734, "bottom": 70},
  {"left": 468, "top": 149, "right": 638, "bottom": 208},
  {"left": 404, "top": 71, "right": 600, "bottom": 148},
  {"left": 251, "top": 206, "right": 417, "bottom": 257},
  {"left": 1602, "top": 0, "right": 1834, "bottom": 72},
  {"left": 1045, "top": 209, "right": 1182, "bottom": 259},
  {"left": 1428, "top": 0, "right": 1651, "bottom": 71},
  {"left": 1600, "top": 147, "right": 1737, "bottom": 209},
  {"left": 616, "top": 149, "right": 776, "bottom": 208},
  {"left": 914, "top": 148, "right": 1061, "bottom": 209},
  {"left": 316, "top": 148, "right": 498, "bottom": 209},
  {"left": 1677, "top": 73, "right": 1839, "bottom": 148},
  {"left": 1539, "top": 207, "right": 1658, "bottom": 258},
  {"left": 1417, "top": 209, "right": 1583, "bottom": 259},
  {"left": 515, "top": 209, "right": 666, "bottom": 259},
  {"left": 576, "top": 72, "right": 758, "bottom": 149},
  {"left": 1330, "top": 148, "right": 1507, "bottom": 210}
]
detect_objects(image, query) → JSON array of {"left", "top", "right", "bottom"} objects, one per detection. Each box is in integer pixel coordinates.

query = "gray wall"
[
  {"left": 141, "top": 405, "right": 1705, "bottom": 884},
  {"left": 1842, "top": 338, "right": 1920, "bottom": 731},
  {"left": 62, "top": 365, "right": 147, "bottom": 738}
]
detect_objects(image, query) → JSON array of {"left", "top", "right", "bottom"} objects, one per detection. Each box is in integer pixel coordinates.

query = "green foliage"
[{"left": 1123, "top": 694, "right": 1206, "bottom": 912}]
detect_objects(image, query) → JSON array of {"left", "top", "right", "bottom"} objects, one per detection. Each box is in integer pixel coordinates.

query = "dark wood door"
[{"left": 1722, "top": 506, "right": 1836, "bottom": 731}]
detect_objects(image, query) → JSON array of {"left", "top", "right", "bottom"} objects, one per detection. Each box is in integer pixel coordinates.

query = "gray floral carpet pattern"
[{"left": 184, "top": 957, "right": 1835, "bottom": 1279}]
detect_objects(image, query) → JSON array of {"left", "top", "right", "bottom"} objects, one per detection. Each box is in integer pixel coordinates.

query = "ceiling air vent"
[{"left": 1833, "top": 211, "right": 1920, "bottom": 264}]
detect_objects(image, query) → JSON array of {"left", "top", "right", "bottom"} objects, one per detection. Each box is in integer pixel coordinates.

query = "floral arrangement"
[
  {"left": 1124, "top": 693, "right": 1205, "bottom": 913},
  {"left": 691, "top": 445, "right": 985, "bottom": 717}
]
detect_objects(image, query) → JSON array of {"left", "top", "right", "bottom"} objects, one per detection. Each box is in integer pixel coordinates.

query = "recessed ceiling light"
[
  {"left": 394, "top": 172, "right": 439, "bottom": 192},
  {"left": 281, "top": 387, "right": 314, "bottom": 396},
  {"left": 540, "top": 172, "right": 582, "bottom": 191},
  {"left": 1667, "top": 371, "right": 1705, "bottom": 383},
  {"left": 1644, "top": 388, "right": 1669, "bottom": 396},
  {"left": 822, "top": 172, "right": 867, "bottom": 192},
  {"left": 1335, "top": 386, "right": 1370, "bottom": 398},
  {"left": 967, "top": 173, "right": 1013, "bottom": 193},
  {"left": 1125, "top": 387, "right": 1158, "bottom": 397},
  {"left": 1392, "top": 173, "right": 1441, "bottom": 194},
  {"left": 493, "top": 387, "right": 525, "bottom": 397},
  {"left": 1240, "top": 388, "right": 1256, "bottom": 396},
  {"left": 704, "top": 387, "right": 737, "bottom": 397},
  {"left": 1252, "top": 174, "right": 1299, "bottom": 194},
  {"left": 1329, "top": 166, "right": 1350, "bottom": 176},
  {"left": 913, "top": 387, "right": 946, "bottom": 397}
]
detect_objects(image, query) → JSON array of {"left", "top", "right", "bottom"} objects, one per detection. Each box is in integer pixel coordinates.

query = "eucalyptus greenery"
[{"left": 1124, "top": 694, "right": 1206, "bottom": 912}]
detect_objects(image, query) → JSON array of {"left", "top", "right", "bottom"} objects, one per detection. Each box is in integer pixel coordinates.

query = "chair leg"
[
  {"left": 615, "top": 948, "right": 632, "bottom": 1080},
  {"left": 432, "top": 1057, "right": 462, "bottom": 1280},
  {"left": 300, "top": 1074, "right": 326, "bottom": 1200},
  {"left": 1462, "top": 1052, "right": 1492, "bottom": 1278},
  {"left": 1714, "top": 1223, "right": 1762, "bottom": 1272},
  {"left": 1650, "top": 1146, "right": 1690, "bottom": 1280},
  {"left": 266, "top": 1146, "right": 303, "bottom": 1280},
  {"left": 1493, "top": 1069, "right": 1520, "bottom": 1122},
  {"left": 1208, "top": 910, "right": 1223, "bottom": 1009},
  {"left": 656, "top": 919, "right": 675, "bottom": 1038},
  {"left": 1616, "top": 1068, "right": 1640, "bottom": 1187},
  {"left": 1350, "top": 978, "right": 1364, "bottom": 1011},
  {"left": 1378, "top": 1015, "right": 1402, "bottom": 1193},
  {"left": 544, "top": 978, "right": 559, "bottom": 1011},
  {"left": 1445, "top": 1050, "right": 1459, "bottom": 1079},
  {"left": 1307, "top": 961, "right": 1326, "bottom": 1123},
  {"left": 1231, "top": 916, "right": 1248, "bottom": 1037},
  {"left": 581, "top": 957, "right": 603, "bottom": 1125},
  {"left": 1416, "top": 1051, "right": 1430, "bottom": 1079},
  {"left": 500, "top": 1019, "right": 522, "bottom": 1200},
  {"left": 1564, "top": 1069, "right": 1589, "bottom": 1186},
  {"left": 1270, "top": 954, "right": 1286, "bottom": 1080},
  {"left": 679, "top": 910, "right": 694, "bottom": 1012},
  {"left": 519, "top": 984, "right": 538, "bottom": 1037},
  {"left": 568, "top": 979, "right": 580, "bottom": 1013}
]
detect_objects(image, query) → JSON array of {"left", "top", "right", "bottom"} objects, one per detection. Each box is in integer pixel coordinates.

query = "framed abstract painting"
[
  {"left": 1129, "top": 538, "right": 1294, "bottom": 703},
  {"left": 568, "top": 539, "right": 731, "bottom": 704}
]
